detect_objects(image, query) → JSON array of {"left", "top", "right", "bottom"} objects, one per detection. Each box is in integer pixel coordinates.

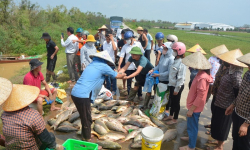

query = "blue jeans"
[
  {"left": 187, "top": 112, "right": 201, "bottom": 149},
  {"left": 105, "top": 66, "right": 117, "bottom": 94}
]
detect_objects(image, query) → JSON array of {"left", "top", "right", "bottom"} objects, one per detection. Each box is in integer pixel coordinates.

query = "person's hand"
[
  {"left": 109, "top": 34, "right": 114, "bottom": 40},
  {"left": 173, "top": 91, "right": 178, "bottom": 95},
  {"left": 61, "top": 35, "right": 63, "bottom": 39},
  {"left": 239, "top": 123, "right": 249, "bottom": 137},
  {"left": 49, "top": 93, "right": 53, "bottom": 100},
  {"left": 155, "top": 61, "right": 159, "bottom": 66},
  {"left": 187, "top": 110, "right": 193, "bottom": 117},
  {"left": 118, "top": 66, "right": 121, "bottom": 71},
  {"left": 50, "top": 54, "right": 54, "bottom": 60},
  {"left": 225, "top": 104, "right": 235, "bottom": 115},
  {"left": 152, "top": 73, "right": 160, "bottom": 77},
  {"left": 123, "top": 76, "right": 129, "bottom": 80},
  {"left": 148, "top": 69, "right": 153, "bottom": 74},
  {"left": 56, "top": 144, "right": 64, "bottom": 150},
  {"left": 72, "top": 40, "right": 77, "bottom": 43}
]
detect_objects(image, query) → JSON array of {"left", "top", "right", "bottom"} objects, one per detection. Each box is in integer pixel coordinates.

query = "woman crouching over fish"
[
  {"left": 71, "top": 51, "right": 126, "bottom": 142},
  {"left": 179, "top": 52, "right": 213, "bottom": 150}
]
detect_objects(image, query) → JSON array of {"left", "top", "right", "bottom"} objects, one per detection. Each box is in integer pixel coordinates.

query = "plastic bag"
[
  {"left": 143, "top": 74, "right": 155, "bottom": 93},
  {"left": 96, "top": 85, "right": 113, "bottom": 100},
  {"left": 150, "top": 83, "right": 169, "bottom": 120}
]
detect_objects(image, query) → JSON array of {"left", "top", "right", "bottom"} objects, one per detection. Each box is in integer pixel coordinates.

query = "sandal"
[
  {"left": 204, "top": 124, "right": 211, "bottom": 128},
  {"left": 205, "top": 130, "right": 211, "bottom": 135}
]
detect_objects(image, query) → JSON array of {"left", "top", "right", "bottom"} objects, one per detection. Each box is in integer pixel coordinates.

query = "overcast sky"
[{"left": 27, "top": 0, "right": 250, "bottom": 26}]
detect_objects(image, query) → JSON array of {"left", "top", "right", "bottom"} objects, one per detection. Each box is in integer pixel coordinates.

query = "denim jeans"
[
  {"left": 105, "top": 66, "right": 117, "bottom": 94},
  {"left": 187, "top": 112, "right": 201, "bottom": 149}
]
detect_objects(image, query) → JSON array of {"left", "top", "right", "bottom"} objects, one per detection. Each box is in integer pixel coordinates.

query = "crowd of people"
[{"left": 0, "top": 25, "right": 249, "bottom": 150}]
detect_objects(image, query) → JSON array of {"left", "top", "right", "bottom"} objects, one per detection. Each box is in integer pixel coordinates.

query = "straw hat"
[
  {"left": 186, "top": 44, "right": 207, "bottom": 55},
  {"left": 237, "top": 53, "right": 250, "bottom": 66},
  {"left": 0, "top": 77, "right": 12, "bottom": 106},
  {"left": 100, "top": 25, "right": 108, "bottom": 30},
  {"left": 90, "top": 51, "right": 115, "bottom": 66},
  {"left": 182, "top": 51, "right": 212, "bottom": 69},
  {"left": 210, "top": 44, "right": 229, "bottom": 56},
  {"left": 2, "top": 84, "right": 40, "bottom": 112},
  {"left": 218, "top": 49, "right": 248, "bottom": 68},
  {"left": 136, "top": 26, "right": 143, "bottom": 31}
]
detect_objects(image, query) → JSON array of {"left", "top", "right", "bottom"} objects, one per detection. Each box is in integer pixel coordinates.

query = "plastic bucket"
[{"left": 141, "top": 127, "right": 164, "bottom": 150}]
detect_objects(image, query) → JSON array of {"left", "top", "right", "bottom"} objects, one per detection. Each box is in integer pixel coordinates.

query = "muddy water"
[{"left": 0, "top": 62, "right": 28, "bottom": 79}]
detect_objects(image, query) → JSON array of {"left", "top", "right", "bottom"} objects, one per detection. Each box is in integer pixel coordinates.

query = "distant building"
[{"left": 175, "top": 22, "right": 234, "bottom": 31}]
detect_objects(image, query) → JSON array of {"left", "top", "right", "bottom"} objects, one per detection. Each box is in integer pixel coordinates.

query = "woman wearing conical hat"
[
  {"left": 179, "top": 52, "right": 213, "bottom": 150},
  {"left": 0, "top": 78, "right": 59, "bottom": 149},
  {"left": 210, "top": 49, "right": 247, "bottom": 150},
  {"left": 225, "top": 53, "right": 250, "bottom": 150},
  {"left": 94, "top": 25, "right": 108, "bottom": 45}
]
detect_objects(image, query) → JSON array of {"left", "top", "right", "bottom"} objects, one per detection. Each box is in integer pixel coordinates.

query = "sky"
[{"left": 27, "top": 0, "right": 250, "bottom": 26}]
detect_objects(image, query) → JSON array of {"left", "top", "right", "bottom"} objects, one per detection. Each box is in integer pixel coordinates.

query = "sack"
[
  {"left": 150, "top": 83, "right": 169, "bottom": 120},
  {"left": 96, "top": 85, "right": 113, "bottom": 100},
  {"left": 143, "top": 74, "right": 155, "bottom": 93}
]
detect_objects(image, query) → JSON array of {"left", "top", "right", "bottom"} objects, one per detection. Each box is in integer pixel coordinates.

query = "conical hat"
[
  {"left": 90, "top": 51, "right": 115, "bottom": 66},
  {"left": 2, "top": 84, "right": 40, "bottom": 112},
  {"left": 182, "top": 51, "right": 212, "bottom": 69},
  {"left": 186, "top": 44, "right": 207, "bottom": 55},
  {"left": 218, "top": 49, "right": 248, "bottom": 68},
  {"left": 0, "top": 77, "right": 12, "bottom": 106},
  {"left": 100, "top": 25, "right": 108, "bottom": 29},
  {"left": 210, "top": 44, "right": 229, "bottom": 56},
  {"left": 237, "top": 53, "right": 250, "bottom": 66}
]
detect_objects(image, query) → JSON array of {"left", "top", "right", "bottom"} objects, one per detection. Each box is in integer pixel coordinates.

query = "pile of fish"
[{"left": 47, "top": 98, "right": 177, "bottom": 149}]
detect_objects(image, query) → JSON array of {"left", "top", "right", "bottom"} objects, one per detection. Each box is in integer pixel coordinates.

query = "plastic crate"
[{"left": 62, "top": 139, "right": 98, "bottom": 150}]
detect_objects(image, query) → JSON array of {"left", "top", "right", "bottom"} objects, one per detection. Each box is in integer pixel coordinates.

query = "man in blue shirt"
[
  {"left": 71, "top": 51, "right": 126, "bottom": 142},
  {"left": 120, "top": 46, "right": 154, "bottom": 109},
  {"left": 143, "top": 29, "right": 153, "bottom": 62}
]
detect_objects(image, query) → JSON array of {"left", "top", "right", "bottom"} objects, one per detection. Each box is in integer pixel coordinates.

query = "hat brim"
[
  {"left": 89, "top": 54, "right": 115, "bottom": 66},
  {"left": 86, "top": 40, "right": 96, "bottom": 42},
  {"left": 0, "top": 77, "right": 13, "bottom": 106},
  {"left": 237, "top": 53, "right": 250, "bottom": 66},
  {"left": 182, "top": 51, "right": 212, "bottom": 69},
  {"left": 31, "top": 62, "right": 43, "bottom": 71},
  {"left": 129, "top": 51, "right": 143, "bottom": 55},
  {"left": 218, "top": 49, "right": 248, "bottom": 68}
]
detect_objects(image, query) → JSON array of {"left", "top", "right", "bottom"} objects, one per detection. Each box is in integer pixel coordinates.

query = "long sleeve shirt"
[
  {"left": 61, "top": 34, "right": 79, "bottom": 54},
  {"left": 80, "top": 44, "right": 97, "bottom": 67},
  {"left": 153, "top": 49, "right": 174, "bottom": 81},
  {"left": 186, "top": 71, "right": 213, "bottom": 112},
  {"left": 168, "top": 58, "right": 186, "bottom": 92}
]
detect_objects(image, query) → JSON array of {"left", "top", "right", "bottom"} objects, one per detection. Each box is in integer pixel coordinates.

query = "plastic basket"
[{"left": 62, "top": 139, "right": 98, "bottom": 150}]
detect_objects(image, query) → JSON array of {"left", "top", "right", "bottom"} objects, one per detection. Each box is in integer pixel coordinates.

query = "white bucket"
[{"left": 141, "top": 127, "right": 164, "bottom": 150}]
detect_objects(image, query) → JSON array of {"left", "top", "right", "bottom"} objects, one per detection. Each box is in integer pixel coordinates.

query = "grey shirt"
[{"left": 80, "top": 44, "right": 97, "bottom": 68}]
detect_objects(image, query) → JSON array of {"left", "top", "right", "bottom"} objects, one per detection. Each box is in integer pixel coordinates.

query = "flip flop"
[
  {"left": 205, "top": 130, "right": 211, "bottom": 135},
  {"left": 204, "top": 124, "right": 211, "bottom": 128},
  {"left": 45, "top": 98, "right": 54, "bottom": 105}
]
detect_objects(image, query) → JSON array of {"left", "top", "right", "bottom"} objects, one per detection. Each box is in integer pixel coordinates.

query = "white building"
[{"left": 175, "top": 22, "right": 234, "bottom": 31}]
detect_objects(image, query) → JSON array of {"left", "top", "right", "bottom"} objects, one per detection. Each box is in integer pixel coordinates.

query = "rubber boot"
[
  {"left": 46, "top": 73, "right": 51, "bottom": 82},
  {"left": 52, "top": 74, "right": 57, "bottom": 81},
  {"left": 143, "top": 94, "right": 151, "bottom": 110},
  {"left": 127, "top": 88, "right": 137, "bottom": 102}
]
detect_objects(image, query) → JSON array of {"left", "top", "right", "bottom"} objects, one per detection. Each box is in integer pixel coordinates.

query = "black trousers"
[
  {"left": 71, "top": 95, "right": 92, "bottom": 140},
  {"left": 232, "top": 111, "right": 250, "bottom": 150},
  {"left": 125, "top": 70, "right": 142, "bottom": 96},
  {"left": 144, "top": 50, "right": 151, "bottom": 62},
  {"left": 169, "top": 85, "right": 184, "bottom": 119}
]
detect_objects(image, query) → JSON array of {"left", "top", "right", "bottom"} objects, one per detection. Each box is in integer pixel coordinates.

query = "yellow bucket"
[{"left": 141, "top": 127, "right": 164, "bottom": 150}]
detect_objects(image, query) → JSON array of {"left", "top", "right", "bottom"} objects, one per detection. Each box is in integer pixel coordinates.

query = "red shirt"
[
  {"left": 186, "top": 71, "right": 213, "bottom": 112},
  {"left": 23, "top": 71, "right": 44, "bottom": 90}
]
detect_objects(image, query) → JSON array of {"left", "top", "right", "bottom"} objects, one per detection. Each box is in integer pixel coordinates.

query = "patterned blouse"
[
  {"left": 211, "top": 64, "right": 228, "bottom": 96},
  {"left": 215, "top": 68, "right": 242, "bottom": 109},
  {"left": 234, "top": 70, "right": 250, "bottom": 124}
]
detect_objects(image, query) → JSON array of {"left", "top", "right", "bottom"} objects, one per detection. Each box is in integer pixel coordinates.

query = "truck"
[{"left": 110, "top": 16, "right": 123, "bottom": 31}]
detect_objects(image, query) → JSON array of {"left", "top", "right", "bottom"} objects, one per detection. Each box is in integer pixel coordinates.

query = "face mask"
[
  {"left": 87, "top": 42, "right": 95, "bottom": 47},
  {"left": 172, "top": 51, "right": 178, "bottom": 57},
  {"left": 126, "top": 39, "right": 131, "bottom": 45},
  {"left": 101, "top": 31, "right": 105, "bottom": 35},
  {"left": 162, "top": 49, "right": 167, "bottom": 55}
]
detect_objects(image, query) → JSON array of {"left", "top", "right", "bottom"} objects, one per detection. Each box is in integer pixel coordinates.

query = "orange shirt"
[{"left": 76, "top": 34, "right": 86, "bottom": 55}]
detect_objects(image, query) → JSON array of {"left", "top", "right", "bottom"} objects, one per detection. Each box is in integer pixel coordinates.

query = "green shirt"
[{"left": 128, "top": 56, "right": 154, "bottom": 75}]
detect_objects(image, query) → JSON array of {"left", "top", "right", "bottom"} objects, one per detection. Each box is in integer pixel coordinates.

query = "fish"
[
  {"left": 61, "top": 96, "right": 71, "bottom": 110},
  {"left": 118, "top": 100, "right": 130, "bottom": 106},
  {"left": 93, "top": 103, "right": 105, "bottom": 108},
  {"left": 91, "top": 114, "right": 106, "bottom": 120},
  {"left": 77, "top": 130, "right": 101, "bottom": 139},
  {"left": 67, "top": 103, "right": 76, "bottom": 110},
  {"left": 106, "top": 121, "right": 127, "bottom": 133},
  {"left": 150, "top": 116, "right": 166, "bottom": 127},
  {"left": 94, "top": 123, "right": 108, "bottom": 135},
  {"left": 130, "top": 141, "right": 142, "bottom": 149},
  {"left": 123, "top": 125, "right": 139, "bottom": 131},
  {"left": 124, "top": 120, "right": 144, "bottom": 128},
  {"left": 91, "top": 122, "right": 95, "bottom": 129},
  {"left": 56, "top": 125, "right": 78, "bottom": 132},
  {"left": 68, "top": 111, "right": 80, "bottom": 123},
  {"left": 96, "top": 140, "right": 122, "bottom": 149},
  {"left": 137, "top": 118, "right": 157, "bottom": 127},
  {"left": 99, "top": 104, "right": 117, "bottom": 111},
  {"left": 47, "top": 118, "right": 56, "bottom": 126},
  {"left": 116, "top": 106, "right": 128, "bottom": 113},
  {"left": 138, "top": 109, "right": 150, "bottom": 120},
  {"left": 104, "top": 100, "right": 119, "bottom": 106},
  {"left": 72, "top": 119, "right": 82, "bottom": 129},
  {"left": 129, "top": 115, "right": 142, "bottom": 120},
  {"left": 91, "top": 107, "right": 100, "bottom": 114},
  {"left": 99, "top": 117, "right": 108, "bottom": 123},
  {"left": 132, "top": 108, "right": 139, "bottom": 115},
  {"left": 111, "top": 106, "right": 119, "bottom": 111},
  {"left": 100, "top": 110, "right": 114, "bottom": 115},
  {"left": 99, "top": 133, "right": 125, "bottom": 141},
  {"left": 134, "top": 133, "right": 142, "bottom": 142},
  {"left": 116, "top": 116, "right": 130, "bottom": 124},
  {"left": 59, "top": 121, "right": 74, "bottom": 127},
  {"left": 122, "top": 129, "right": 142, "bottom": 142},
  {"left": 51, "top": 109, "right": 73, "bottom": 130},
  {"left": 160, "top": 126, "right": 168, "bottom": 133},
  {"left": 95, "top": 119, "right": 109, "bottom": 132},
  {"left": 120, "top": 107, "right": 133, "bottom": 117},
  {"left": 107, "top": 113, "right": 120, "bottom": 118},
  {"left": 162, "top": 129, "right": 178, "bottom": 142},
  {"left": 94, "top": 99, "right": 104, "bottom": 105}
]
